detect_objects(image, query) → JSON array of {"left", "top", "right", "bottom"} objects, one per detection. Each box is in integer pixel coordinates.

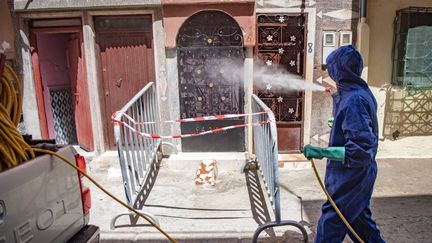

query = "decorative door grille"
[
  {"left": 255, "top": 13, "right": 307, "bottom": 152},
  {"left": 177, "top": 11, "right": 245, "bottom": 152}
]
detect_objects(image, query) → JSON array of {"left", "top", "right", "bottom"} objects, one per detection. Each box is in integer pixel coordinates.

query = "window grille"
[{"left": 392, "top": 7, "right": 432, "bottom": 88}]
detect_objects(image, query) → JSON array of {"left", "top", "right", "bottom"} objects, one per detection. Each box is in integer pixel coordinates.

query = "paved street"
[
  {"left": 87, "top": 156, "right": 432, "bottom": 242},
  {"left": 279, "top": 158, "right": 432, "bottom": 243}
]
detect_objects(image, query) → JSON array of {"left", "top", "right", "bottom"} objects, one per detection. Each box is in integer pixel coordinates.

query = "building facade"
[
  {"left": 2, "top": 0, "right": 431, "bottom": 155},
  {"left": 8, "top": 0, "right": 167, "bottom": 154},
  {"left": 367, "top": 0, "right": 432, "bottom": 143}
]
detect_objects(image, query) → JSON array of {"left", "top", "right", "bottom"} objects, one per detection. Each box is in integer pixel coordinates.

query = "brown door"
[
  {"left": 95, "top": 16, "right": 155, "bottom": 149},
  {"left": 67, "top": 34, "right": 94, "bottom": 151},
  {"left": 29, "top": 32, "right": 50, "bottom": 139},
  {"left": 255, "top": 14, "right": 307, "bottom": 153}
]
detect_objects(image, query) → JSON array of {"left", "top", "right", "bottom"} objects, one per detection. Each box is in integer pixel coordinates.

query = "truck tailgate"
[{"left": 0, "top": 146, "right": 85, "bottom": 243}]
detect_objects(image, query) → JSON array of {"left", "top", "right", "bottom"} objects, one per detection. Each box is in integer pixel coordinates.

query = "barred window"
[{"left": 392, "top": 7, "right": 432, "bottom": 88}]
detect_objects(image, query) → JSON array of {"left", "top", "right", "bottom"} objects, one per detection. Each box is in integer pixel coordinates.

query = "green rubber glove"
[
  {"left": 302, "top": 145, "right": 345, "bottom": 161},
  {"left": 328, "top": 117, "right": 334, "bottom": 128}
]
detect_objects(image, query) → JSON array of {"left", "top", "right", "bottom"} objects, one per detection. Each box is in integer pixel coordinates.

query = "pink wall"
[
  {"left": 162, "top": 1, "right": 256, "bottom": 48},
  {"left": 36, "top": 33, "right": 72, "bottom": 139},
  {"left": 0, "top": 1, "right": 15, "bottom": 59}
]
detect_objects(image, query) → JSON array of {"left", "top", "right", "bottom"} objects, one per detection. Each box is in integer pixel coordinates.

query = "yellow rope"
[
  {"left": 310, "top": 158, "right": 364, "bottom": 243},
  {"left": 32, "top": 148, "right": 177, "bottom": 243},
  {"left": 0, "top": 63, "right": 34, "bottom": 170},
  {"left": 1, "top": 60, "right": 177, "bottom": 243}
]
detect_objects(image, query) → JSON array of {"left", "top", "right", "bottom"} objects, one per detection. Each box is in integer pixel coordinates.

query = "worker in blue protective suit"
[{"left": 302, "top": 45, "right": 385, "bottom": 243}]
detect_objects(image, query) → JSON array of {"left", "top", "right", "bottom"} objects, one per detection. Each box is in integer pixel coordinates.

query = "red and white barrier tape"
[
  {"left": 115, "top": 119, "right": 272, "bottom": 139},
  {"left": 112, "top": 111, "right": 267, "bottom": 125}
]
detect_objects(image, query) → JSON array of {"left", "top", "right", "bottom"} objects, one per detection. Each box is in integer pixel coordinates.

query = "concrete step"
[
  {"left": 166, "top": 152, "right": 248, "bottom": 172},
  {"left": 73, "top": 145, "right": 96, "bottom": 162},
  {"left": 101, "top": 231, "right": 310, "bottom": 242},
  {"left": 72, "top": 148, "right": 119, "bottom": 164},
  {"left": 278, "top": 153, "right": 308, "bottom": 162},
  {"left": 92, "top": 150, "right": 119, "bottom": 163},
  {"left": 278, "top": 153, "right": 312, "bottom": 170}
]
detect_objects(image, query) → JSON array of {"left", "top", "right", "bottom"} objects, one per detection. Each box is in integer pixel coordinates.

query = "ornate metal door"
[
  {"left": 177, "top": 11, "right": 245, "bottom": 152},
  {"left": 256, "top": 14, "right": 307, "bottom": 153}
]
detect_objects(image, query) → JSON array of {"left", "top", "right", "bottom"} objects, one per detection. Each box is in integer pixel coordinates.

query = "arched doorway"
[{"left": 177, "top": 11, "right": 245, "bottom": 152}]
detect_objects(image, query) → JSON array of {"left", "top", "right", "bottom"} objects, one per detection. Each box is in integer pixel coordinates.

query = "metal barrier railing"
[
  {"left": 251, "top": 94, "right": 308, "bottom": 242},
  {"left": 111, "top": 82, "right": 175, "bottom": 229},
  {"left": 251, "top": 95, "right": 280, "bottom": 219},
  {"left": 109, "top": 86, "right": 306, "bottom": 237}
]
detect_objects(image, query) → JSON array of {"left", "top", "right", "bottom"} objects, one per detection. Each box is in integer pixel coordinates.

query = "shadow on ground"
[
  {"left": 245, "top": 168, "right": 310, "bottom": 242},
  {"left": 301, "top": 195, "right": 432, "bottom": 243}
]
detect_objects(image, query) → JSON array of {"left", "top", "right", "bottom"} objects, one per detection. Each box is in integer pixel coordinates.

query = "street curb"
[
  {"left": 100, "top": 230, "right": 312, "bottom": 243},
  {"left": 376, "top": 156, "right": 432, "bottom": 160}
]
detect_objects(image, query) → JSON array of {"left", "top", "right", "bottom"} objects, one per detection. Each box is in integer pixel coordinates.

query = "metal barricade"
[
  {"left": 251, "top": 94, "right": 308, "bottom": 242},
  {"left": 111, "top": 82, "right": 175, "bottom": 229}
]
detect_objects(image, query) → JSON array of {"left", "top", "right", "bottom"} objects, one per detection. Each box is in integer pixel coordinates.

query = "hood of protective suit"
[{"left": 326, "top": 45, "right": 368, "bottom": 91}]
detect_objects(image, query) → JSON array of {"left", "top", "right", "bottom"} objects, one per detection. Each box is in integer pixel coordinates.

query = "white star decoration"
[
  {"left": 266, "top": 35, "right": 273, "bottom": 42},
  {"left": 277, "top": 96, "right": 283, "bottom": 103},
  {"left": 266, "top": 59, "right": 273, "bottom": 66},
  {"left": 266, "top": 84, "right": 272, "bottom": 90},
  {"left": 278, "top": 48, "right": 284, "bottom": 54},
  {"left": 289, "top": 60, "right": 296, "bottom": 67},
  {"left": 288, "top": 108, "right": 295, "bottom": 114},
  {"left": 290, "top": 35, "right": 296, "bottom": 42},
  {"left": 278, "top": 16, "right": 286, "bottom": 23},
  {"left": 1, "top": 41, "right": 11, "bottom": 52}
]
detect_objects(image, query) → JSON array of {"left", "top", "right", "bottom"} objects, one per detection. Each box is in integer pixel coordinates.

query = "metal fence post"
[
  {"left": 111, "top": 82, "right": 165, "bottom": 229},
  {"left": 251, "top": 95, "right": 308, "bottom": 242}
]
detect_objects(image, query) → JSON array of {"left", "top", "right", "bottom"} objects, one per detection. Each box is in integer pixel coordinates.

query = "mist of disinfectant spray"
[{"left": 206, "top": 58, "right": 331, "bottom": 93}]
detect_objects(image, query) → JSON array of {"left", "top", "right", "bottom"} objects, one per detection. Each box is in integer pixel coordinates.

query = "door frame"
[{"left": 29, "top": 25, "right": 87, "bottom": 141}]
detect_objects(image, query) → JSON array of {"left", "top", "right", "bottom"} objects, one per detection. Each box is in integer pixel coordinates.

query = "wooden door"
[
  {"left": 255, "top": 14, "right": 307, "bottom": 153},
  {"left": 29, "top": 32, "right": 50, "bottom": 139},
  {"left": 67, "top": 34, "right": 94, "bottom": 151},
  {"left": 95, "top": 16, "right": 155, "bottom": 149}
]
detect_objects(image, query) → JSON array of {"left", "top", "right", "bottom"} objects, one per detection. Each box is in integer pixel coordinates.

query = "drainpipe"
[
  {"left": 360, "top": 0, "right": 367, "bottom": 21},
  {"left": 357, "top": 0, "right": 370, "bottom": 80}
]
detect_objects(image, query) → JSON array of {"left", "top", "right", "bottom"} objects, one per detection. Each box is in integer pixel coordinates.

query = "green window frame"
[{"left": 392, "top": 7, "right": 432, "bottom": 89}]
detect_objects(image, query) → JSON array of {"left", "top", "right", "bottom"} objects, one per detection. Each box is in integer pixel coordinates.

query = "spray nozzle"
[{"left": 324, "top": 87, "right": 332, "bottom": 93}]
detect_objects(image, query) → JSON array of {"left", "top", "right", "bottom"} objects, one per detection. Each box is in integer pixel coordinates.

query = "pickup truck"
[{"left": 0, "top": 145, "right": 100, "bottom": 243}]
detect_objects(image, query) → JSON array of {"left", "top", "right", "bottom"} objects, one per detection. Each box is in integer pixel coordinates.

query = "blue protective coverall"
[{"left": 316, "top": 45, "right": 385, "bottom": 243}]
